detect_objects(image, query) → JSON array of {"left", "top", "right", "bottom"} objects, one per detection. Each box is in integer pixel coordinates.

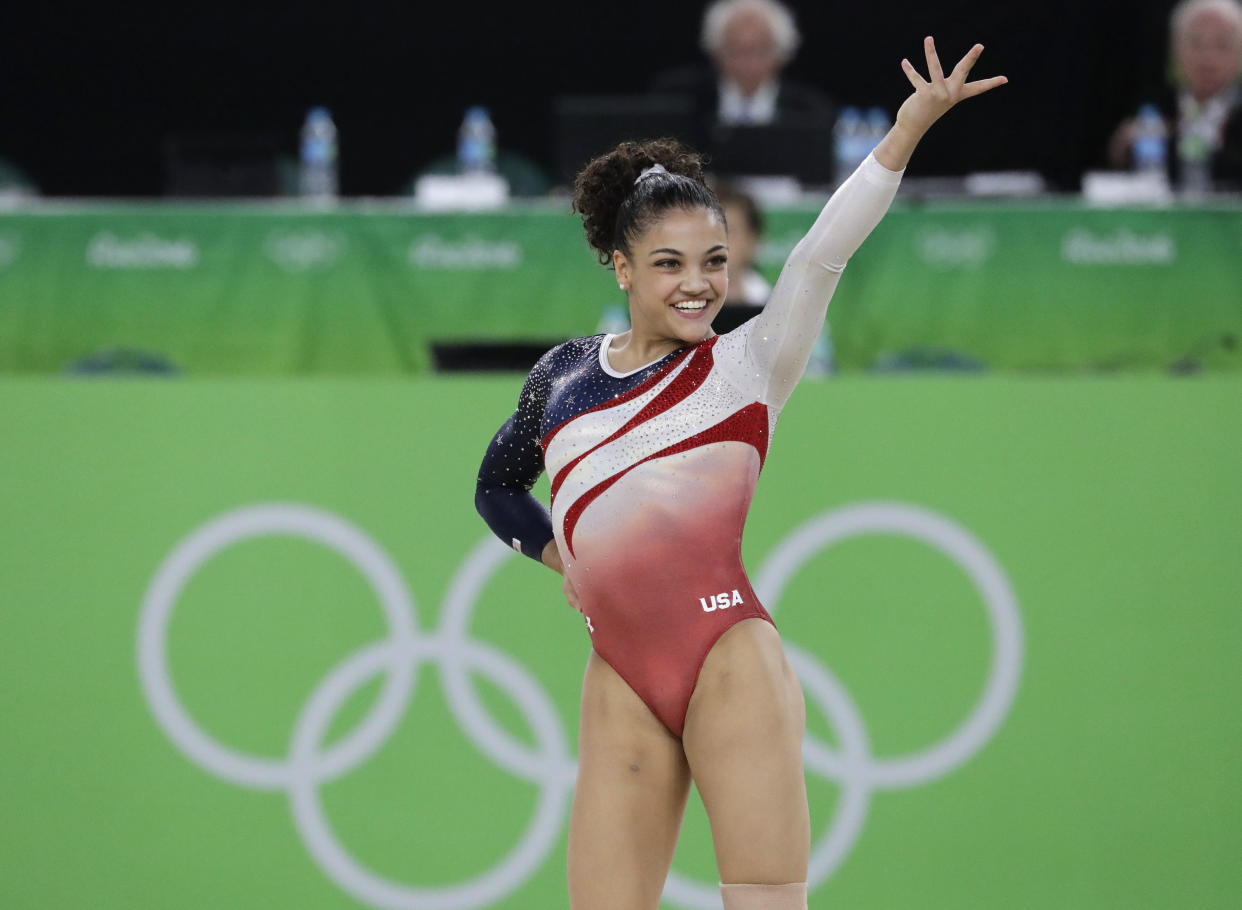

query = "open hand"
[
  {"left": 895, "top": 37, "right": 1008, "bottom": 136},
  {"left": 873, "top": 37, "right": 1008, "bottom": 171}
]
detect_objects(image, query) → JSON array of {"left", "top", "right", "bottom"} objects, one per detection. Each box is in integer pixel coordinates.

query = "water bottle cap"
[{"left": 306, "top": 107, "right": 335, "bottom": 132}]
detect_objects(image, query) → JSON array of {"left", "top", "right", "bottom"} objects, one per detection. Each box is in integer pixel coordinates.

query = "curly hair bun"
[{"left": 571, "top": 138, "right": 718, "bottom": 266}]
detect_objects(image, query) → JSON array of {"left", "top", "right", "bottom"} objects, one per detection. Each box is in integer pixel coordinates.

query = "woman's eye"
[
  {"left": 656, "top": 259, "right": 679, "bottom": 269},
  {"left": 709, "top": 256, "right": 728, "bottom": 268}
]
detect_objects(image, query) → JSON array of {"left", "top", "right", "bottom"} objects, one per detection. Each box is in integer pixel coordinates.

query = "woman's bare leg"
[
  {"left": 682, "top": 618, "right": 810, "bottom": 887},
  {"left": 568, "top": 651, "right": 693, "bottom": 910}
]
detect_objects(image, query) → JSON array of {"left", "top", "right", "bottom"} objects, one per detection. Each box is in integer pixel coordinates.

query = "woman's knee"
[{"left": 720, "top": 882, "right": 808, "bottom": 910}]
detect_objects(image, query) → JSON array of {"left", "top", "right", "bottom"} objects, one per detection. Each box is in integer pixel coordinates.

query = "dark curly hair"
[{"left": 571, "top": 138, "right": 725, "bottom": 267}]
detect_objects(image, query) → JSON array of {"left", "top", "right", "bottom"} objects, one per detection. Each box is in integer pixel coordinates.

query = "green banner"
[
  {"left": 1, "top": 200, "right": 1239, "bottom": 375},
  {"left": 2, "top": 377, "right": 1239, "bottom": 908}
]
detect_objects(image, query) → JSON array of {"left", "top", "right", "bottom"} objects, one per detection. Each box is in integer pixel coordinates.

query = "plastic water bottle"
[
  {"left": 457, "top": 106, "right": 497, "bottom": 175},
  {"left": 833, "top": 107, "right": 865, "bottom": 186},
  {"left": 299, "top": 106, "right": 338, "bottom": 200},
  {"left": 1131, "top": 104, "right": 1168, "bottom": 179}
]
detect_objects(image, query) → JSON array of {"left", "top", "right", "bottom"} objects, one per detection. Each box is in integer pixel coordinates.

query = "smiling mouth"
[{"left": 671, "top": 299, "right": 710, "bottom": 314}]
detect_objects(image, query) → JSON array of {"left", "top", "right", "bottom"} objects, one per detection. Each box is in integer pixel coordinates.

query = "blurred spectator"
[
  {"left": 1107, "top": 0, "right": 1242, "bottom": 191},
  {"left": 649, "top": 0, "right": 835, "bottom": 129},
  {"left": 716, "top": 184, "right": 772, "bottom": 307}
]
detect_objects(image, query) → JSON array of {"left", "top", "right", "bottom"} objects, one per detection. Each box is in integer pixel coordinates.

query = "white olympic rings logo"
[{"left": 137, "top": 501, "right": 1022, "bottom": 910}]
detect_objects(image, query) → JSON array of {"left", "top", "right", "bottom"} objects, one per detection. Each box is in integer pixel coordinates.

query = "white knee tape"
[{"left": 719, "top": 882, "right": 808, "bottom": 910}]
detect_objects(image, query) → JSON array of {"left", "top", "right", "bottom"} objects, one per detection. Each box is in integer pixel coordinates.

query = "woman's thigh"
[
  {"left": 682, "top": 618, "right": 809, "bottom": 885},
  {"left": 568, "top": 650, "right": 692, "bottom": 910}
]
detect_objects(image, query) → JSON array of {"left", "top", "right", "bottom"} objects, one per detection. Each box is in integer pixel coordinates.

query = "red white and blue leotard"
[{"left": 476, "top": 154, "right": 903, "bottom": 735}]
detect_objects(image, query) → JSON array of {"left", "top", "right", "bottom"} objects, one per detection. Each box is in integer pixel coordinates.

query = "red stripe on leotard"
[
  {"left": 549, "top": 341, "right": 716, "bottom": 499},
  {"left": 562, "top": 401, "right": 769, "bottom": 558}
]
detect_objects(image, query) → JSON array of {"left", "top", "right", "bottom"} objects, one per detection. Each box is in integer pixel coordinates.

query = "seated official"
[
  {"left": 1107, "top": 0, "right": 1242, "bottom": 192},
  {"left": 650, "top": 0, "right": 835, "bottom": 132}
]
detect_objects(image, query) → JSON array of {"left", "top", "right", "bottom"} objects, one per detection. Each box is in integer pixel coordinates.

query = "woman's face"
[
  {"left": 1177, "top": 8, "right": 1242, "bottom": 100},
  {"left": 614, "top": 206, "right": 729, "bottom": 347}
]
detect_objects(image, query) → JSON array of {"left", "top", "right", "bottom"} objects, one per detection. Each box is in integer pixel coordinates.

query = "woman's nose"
[{"left": 681, "top": 270, "right": 710, "bottom": 293}]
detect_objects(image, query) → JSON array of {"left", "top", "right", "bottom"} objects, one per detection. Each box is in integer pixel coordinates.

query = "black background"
[{"left": 2, "top": 0, "right": 1180, "bottom": 196}]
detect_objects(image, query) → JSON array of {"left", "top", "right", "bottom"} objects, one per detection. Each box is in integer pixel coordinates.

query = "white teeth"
[{"left": 673, "top": 300, "right": 707, "bottom": 311}]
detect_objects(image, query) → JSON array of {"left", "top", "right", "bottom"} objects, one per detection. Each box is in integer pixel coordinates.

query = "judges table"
[{"left": 1, "top": 196, "right": 1239, "bottom": 374}]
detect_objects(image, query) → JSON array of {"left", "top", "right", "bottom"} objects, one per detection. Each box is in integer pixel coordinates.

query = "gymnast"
[{"left": 476, "top": 37, "right": 1007, "bottom": 910}]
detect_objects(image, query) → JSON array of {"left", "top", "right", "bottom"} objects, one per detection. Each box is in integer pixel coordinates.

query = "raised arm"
[
  {"left": 876, "top": 38, "right": 1009, "bottom": 170},
  {"left": 746, "top": 38, "right": 1007, "bottom": 407}
]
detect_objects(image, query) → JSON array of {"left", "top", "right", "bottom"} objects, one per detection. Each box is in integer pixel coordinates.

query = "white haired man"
[
  {"left": 1108, "top": 0, "right": 1242, "bottom": 191},
  {"left": 650, "top": 0, "right": 835, "bottom": 129}
]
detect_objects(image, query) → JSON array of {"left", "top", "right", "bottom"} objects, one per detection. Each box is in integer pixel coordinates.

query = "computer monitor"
[
  {"left": 553, "top": 94, "right": 703, "bottom": 186},
  {"left": 706, "top": 118, "right": 837, "bottom": 187},
  {"left": 162, "top": 132, "right": 281, "bottom": 197}
]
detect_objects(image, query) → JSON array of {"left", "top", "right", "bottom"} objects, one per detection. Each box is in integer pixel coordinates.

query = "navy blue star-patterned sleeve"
[{"left": 475, "top": 346, "right": 557, "bottom": 562}]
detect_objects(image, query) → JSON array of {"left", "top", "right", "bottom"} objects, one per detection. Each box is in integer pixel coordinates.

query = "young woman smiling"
[{"left": 475, "top": 37, "right": 1007, "bottom": 910}]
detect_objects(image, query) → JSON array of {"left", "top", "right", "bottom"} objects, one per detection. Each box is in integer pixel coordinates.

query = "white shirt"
[
  {"left": 1177, "top": 84, "right": 1240, "bottom": 192},
  {"left": 1177, "top": 85, "right": 1240, "bottom": 155},
  {"left": 718, "top": 78, "right": 779, "bottom": 125}
]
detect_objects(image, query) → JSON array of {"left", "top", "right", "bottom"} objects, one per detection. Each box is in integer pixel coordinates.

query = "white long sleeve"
[{"left": 736, "top": 152, "right": 904, "bottom": 409}]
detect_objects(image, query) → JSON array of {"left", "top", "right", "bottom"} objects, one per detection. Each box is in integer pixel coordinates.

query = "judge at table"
[{"left": 649, "top": 0, "right": 835, "bottom": 129}]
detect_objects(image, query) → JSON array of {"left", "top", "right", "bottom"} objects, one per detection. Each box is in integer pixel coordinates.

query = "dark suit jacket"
[
  {"left": 649, "top": 64, "right": 836, "bottom": 132},
  {"left": 649, "top": 65, "right": 838, "bottom": 182},
  {"left": 1221, "top": 110, "right": 1242, "bottom": 189}
]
